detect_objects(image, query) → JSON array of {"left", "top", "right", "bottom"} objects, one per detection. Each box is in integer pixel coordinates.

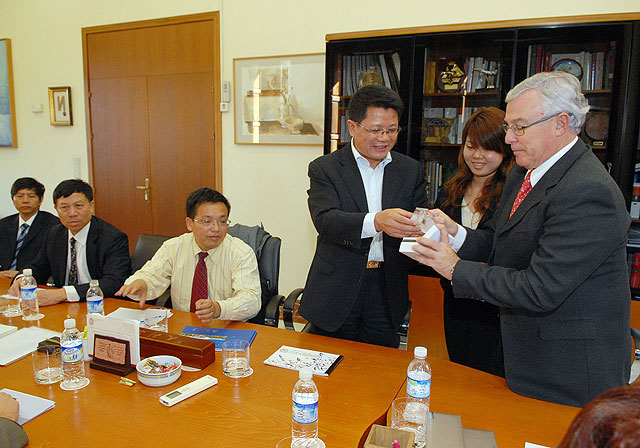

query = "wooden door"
[{"left": 83, "top": 13, "right": 222, "bottom": 248}]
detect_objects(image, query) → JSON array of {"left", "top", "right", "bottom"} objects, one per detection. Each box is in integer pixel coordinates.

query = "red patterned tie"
[
  {"left": 190, "top": 251, "right": 208, "bottom": 312},
  {"left": 509, "top": 171, "right": 532, "bottom": 218}
]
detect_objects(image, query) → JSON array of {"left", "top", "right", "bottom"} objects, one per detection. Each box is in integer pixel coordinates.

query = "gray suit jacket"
[
  {"left": 453, "top": 139, "right": 631, "bottom": 407},
  {"left": 299, "top": 145, "right": 428, "bottom": 332},
  {"left": 0, "top": 418, "right": 28, "bottom": 448}
]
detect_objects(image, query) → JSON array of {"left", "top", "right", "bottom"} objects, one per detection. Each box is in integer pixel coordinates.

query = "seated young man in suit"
[
  {"left": 9, "top": 179, "right": 131, "bottom": 305},
  {"left": 115, "top": 188, "right": 260, "bottom": 323},
  {"left": 0, "top": 177, "right": 59, "bottom": 278}
]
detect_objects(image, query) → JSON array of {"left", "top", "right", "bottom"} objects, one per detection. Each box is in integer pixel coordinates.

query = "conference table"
[{"left": 0, "top": 278, "right": 579, "bottom": 447}]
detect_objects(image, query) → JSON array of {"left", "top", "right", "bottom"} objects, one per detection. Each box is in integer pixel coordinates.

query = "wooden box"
[
  {"left": 364, "top": 424, "right": 415, "bottom": 448},
  {"left": 139, "top": 328, "right": 215, "bottom": 369}
]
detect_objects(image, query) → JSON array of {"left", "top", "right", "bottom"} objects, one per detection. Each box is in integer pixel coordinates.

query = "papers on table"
[
  {"left": 525, "top": 444, "right": 550, "bottom": 448},
  {"left": 0, "top": 327, "right": 60, "bottom": 366},
  {"left": 106, "top": 307, "right": 173, "bottom": 326},
  {"left": 0, "top": 388, "right": 55, "bottom": 425},
  {"left": 0, "top": 323, "right": 18, "bottom": 338},
  {"left": 86, "top": 314, "right": 141, "bottom": 364},
  {"left": 264, "top": 345, "right": 343, "bottom": 376}
]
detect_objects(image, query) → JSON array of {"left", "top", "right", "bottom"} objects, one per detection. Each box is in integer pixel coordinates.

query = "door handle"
[{"left": 136, "top": 178, "right": 150, "bottom": 202}]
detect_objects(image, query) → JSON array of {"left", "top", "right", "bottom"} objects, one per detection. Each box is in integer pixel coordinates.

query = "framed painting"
[
  {"left": 0, "top": 38, "right": 17, "bottom": 147},
  {"left": 233, "top": 53, "right": 324, "bottom": 145},
  {"left": 48, "top": 86, "right": 73, "bottom": 126}
]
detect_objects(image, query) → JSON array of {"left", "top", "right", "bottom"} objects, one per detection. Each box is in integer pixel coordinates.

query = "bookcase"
[{"left": 324, "top": 14, "right": 640, "bottom": 209}]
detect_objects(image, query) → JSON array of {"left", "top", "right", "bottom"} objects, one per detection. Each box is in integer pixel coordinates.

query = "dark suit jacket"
[
  {"left": 0, "top": 211, "right": 59, "bottom": 272},
  {"left": 453, "top": 139, "right": 631, "bottom": 407},
  {"left": 25, "top": 216, "right": 131, "bottom": 298},
  {"left": 435, "top": 188, "right": 503, "bottom": 376},
  {"left": 299, "top": 145, "right": 428, "bottom": 332}
]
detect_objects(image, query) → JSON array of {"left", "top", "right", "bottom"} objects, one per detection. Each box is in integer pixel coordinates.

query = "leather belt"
[{"left": 366, "top": 261, "right": 383, "bottom": 269}]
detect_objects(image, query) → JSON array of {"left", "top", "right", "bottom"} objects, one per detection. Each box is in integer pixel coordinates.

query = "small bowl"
[{"left": 136, "top": 355, "right": 182, "bottom": 387}]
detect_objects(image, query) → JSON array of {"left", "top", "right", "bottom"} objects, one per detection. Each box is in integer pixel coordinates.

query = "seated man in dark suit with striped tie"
[
  {"left": 0, "top": 178, "right": 59, "bottom": 278},
  {"left": 115, "top": 188, "right": 260, "bottom": 323},
  {"left": 9, "top": 179, "right": 131, "bottom": 306}
]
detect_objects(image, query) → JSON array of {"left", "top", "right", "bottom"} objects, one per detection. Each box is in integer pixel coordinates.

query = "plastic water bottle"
[
  {"left": 20, "top": 268, "right": 40, "bottom": 320},
  {"left": 60, "top": 318, "right": 89, "bottom": 390},
  {"left": 292, "top": 367, "right": 319, "bottom": 447},
  {"left": 86, "top": 279, "right": 104, "bottom": 315},
  {"left": 407, "top": 346, "right": 431, "bottom": 409}
]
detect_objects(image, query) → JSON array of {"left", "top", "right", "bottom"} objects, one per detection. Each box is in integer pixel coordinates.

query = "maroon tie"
[
  {"left": 509, "top": 171, "right": 532, "bottom": 218},
  {"left": 190, "top": 251, "right": 208, "bottom": 312}
]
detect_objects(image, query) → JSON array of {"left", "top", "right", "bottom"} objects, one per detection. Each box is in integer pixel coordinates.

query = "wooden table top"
[{"left": 0, "top": 278, "right": 579, "bottom": 447}]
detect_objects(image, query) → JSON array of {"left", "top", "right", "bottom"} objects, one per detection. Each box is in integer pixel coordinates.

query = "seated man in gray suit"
[
  {"left": 9, "top": 179, "right": 131, "bottom": 305},
  {"left": 414, "top": 71, "right": 631, "bottom": 407},
  {"left": 0, "top": 177, "right": 59, "bottom": 278}
]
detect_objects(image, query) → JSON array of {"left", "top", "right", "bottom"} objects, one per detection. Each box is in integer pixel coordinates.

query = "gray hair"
[{"left": 505, "top": 71, "right": 590, "bottom": 133}]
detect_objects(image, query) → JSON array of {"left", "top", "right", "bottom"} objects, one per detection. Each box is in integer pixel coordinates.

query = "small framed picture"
[{"left": 48, "top": 86, "right": 73, "bottom": 126}]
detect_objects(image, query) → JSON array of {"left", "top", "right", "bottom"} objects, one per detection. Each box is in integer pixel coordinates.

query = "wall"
[{"left": 0, "top": 0, "right": 637, "bottom": 294}]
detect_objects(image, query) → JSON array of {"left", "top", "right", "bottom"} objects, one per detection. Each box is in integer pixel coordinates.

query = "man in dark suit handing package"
[
  {"left": 0, "top": 177, "right": 58, "bottom": 277},
  {"left": 9, "top": 179, "right": 131, "bottom": 305},
  {"left": 299, "top": 85, "right": 427, "bottom": 348},
  {"left": 413, "top": 71, "right": 631, "bottom": 407}
]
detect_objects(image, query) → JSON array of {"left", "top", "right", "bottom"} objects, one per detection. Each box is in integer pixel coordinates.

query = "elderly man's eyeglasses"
[
  {"left": 502, "top": 112, "right": 572, "bottom": 136},
  {"left": 192, "top": 218, "right": 230, "bottom": 228},
  {"left": 355, "top": 121, "right": 401, "bottom": 137}
]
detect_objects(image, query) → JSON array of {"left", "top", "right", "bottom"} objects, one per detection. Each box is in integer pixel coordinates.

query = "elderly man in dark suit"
[
  {"left": 0, "top": 178, "right": 58, "bottom": 277},
  {"left": 9, "top": 179, "right": 131, "bottom": 305},
  {"left": 414, "top": 71, "right": 631, "bottom": 407},
  {"left": 299, "top": 85, "right": 427, "bottom": 348}
]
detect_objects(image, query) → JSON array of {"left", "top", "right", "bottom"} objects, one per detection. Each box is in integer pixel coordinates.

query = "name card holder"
[{"left": 89, "top": 334, "right": 135, "bottom": 376}]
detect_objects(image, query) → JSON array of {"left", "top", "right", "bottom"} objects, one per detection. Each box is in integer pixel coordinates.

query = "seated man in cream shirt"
[{"left": 116, "top": 188, "right": 261, "bottom": 322}]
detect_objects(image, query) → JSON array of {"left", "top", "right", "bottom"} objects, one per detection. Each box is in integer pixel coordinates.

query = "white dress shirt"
[
  {"left": 351, "top": 139, "right": 393, "bottom": 262},
  {"left": 124, "top": 232, "right": 261, "bottom": 321},
  {"left": 64, "top": 221, "right": 92, "bottom": 302}
]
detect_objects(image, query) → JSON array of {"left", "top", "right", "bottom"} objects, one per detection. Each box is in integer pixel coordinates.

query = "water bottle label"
[
  {"left": 87, "top": 296, "right": 104, "bottom": 314},
  {"left": 407, "top": 376, "right": 431, "bottom": 399},
  {"left": 292, "top": 400, "right": 318, "bottom": 424},
  {"left": 62, "top": 343, "right": 83, "bottom": 363},
  {"left": 21, "top": 285, "right": 37, "bottom": 301}
]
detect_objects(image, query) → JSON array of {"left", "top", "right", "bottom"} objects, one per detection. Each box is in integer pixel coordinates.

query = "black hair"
[
  {"left": 11, "top": 177, "right": 45, "bottom": 199},
  {"left": 53, "top": 179, "right": 94, "bottom": 204},
  {"left": 348, "top": 85, "right": 403, "bottom": 123},
  {"left": 186, "top": 188, "right": 230, "bottom": 218}
]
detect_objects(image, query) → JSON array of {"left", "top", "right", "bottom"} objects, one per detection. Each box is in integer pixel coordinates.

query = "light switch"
[{"left": 31, "top": 104, "right": 43, "bottom": 113}]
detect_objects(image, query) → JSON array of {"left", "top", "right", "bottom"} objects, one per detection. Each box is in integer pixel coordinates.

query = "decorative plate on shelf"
[
  {"left": 584, "top": 112, "right": 609, "bottom": 141},
  {"left": 551, "top": 58, "right": 583, "bottom": 80}
]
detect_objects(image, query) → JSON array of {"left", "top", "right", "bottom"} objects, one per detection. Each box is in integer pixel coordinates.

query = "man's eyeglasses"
[
  {"left": 355, "top": 121, "right": 401, "bottom": 137},
  {"left": 502, "top": 112, "right": 572, "bottom": 136},
  {"left": 192, "top": 218, "right": 230, "bottom": 228}
]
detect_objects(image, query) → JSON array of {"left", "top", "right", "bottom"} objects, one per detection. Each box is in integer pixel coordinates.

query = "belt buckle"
[{"left": 366, "top": 261, "right": 382, "bottom": 269}]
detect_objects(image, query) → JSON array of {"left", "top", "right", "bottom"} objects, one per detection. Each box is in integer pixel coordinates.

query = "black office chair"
[
  {"left": 129, "top": 233, "right": 172, "bottom": 306},
  {"left": 227, "top": 223, "right": 284, "bottom": 327}
]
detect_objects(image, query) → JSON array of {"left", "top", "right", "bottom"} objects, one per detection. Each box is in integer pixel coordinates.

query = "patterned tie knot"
[
  {"left": 198, "top": 251, "right": 208, "bottom": 261},
  {"left": 20, "top": 223, "right": 29, "bottom": 232},
  {"left": 509, "top": 171, "right": 533, "bottom": 218}
]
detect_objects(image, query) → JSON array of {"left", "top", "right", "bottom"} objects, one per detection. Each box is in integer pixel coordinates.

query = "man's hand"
[
  {"left": 195, "top": 299, "right": 221, "bottom": 323},
  {"left": 7, "top": 280, "right": 20, "bottom": 297},
  {"left": 412, "top": 224, "right": 460, "bottom": 280},
  {"left": 37, "top": 288, "right": 68, "bottom": 306},
  {"left": 428, "top": 208, "right": 459, "bottom": 237},
  {"left": 115, "top": 280, "right": 149, "bottom": 308},
  {"left": 0, "top": 392, "right": 20, "bottom": 422},
  {"left": 374, "top": 208, "right": 421, "bottom": 238},
  {"left": 0, "top": 270, "right": 18, "bottom": 279}
]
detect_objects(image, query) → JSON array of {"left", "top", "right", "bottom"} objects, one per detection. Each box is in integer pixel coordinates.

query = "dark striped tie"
[
  {"left": 9, "top": 223, "right": 29, "bottom": 270},
  {"left": 68, "top": 237, "right": 78, "bottom": 285}
]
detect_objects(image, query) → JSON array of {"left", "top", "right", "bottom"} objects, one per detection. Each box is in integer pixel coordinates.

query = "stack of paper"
[
  {"left": 0, "top": 389, "right": 55, "bottom": 425},
  {"left": 0, "top": 327, "right": 60, "bottom": 366}
]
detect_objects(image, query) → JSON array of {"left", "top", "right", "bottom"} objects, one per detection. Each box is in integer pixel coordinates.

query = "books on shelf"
[
  {"left": 527, "top": 43, "right": 615, "bottom": 91},
  {"left": 341, "top": 52, "right": 400, "bottom": 95},
  {"left": 422, "top": 55, "right": 499, "bottom": 94},
  {"left": 422, "top": 107, "right": 478, "bottom": 145}
]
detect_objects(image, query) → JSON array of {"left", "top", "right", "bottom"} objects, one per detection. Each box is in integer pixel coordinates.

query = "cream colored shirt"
[{"left": 124, "top": 233, "right": 261, "bottom": 321}]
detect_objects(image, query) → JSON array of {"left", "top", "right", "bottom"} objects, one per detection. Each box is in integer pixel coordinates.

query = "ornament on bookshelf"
[
  {"left": 584, "top": 111, "right": 609, "bottom": 146},
  {"left": 473, "top": 67, "right": 499, "bottom": 90},
  {"left": 359, "top": 66, "right": 384, "bottom": 88},
  {"left": 422, "top": 117, "right": 454, "bottom": 144},
  {"left": 437, "top": 62, "right": 465, "bottom": 92},
  {"left": 551, "top": 58, "right": 583, "bottom": 80}
]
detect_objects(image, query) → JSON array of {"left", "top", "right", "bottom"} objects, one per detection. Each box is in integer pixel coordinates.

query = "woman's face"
[{"left": 463, "top": 137, "right": 504, "bottom": 180}]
